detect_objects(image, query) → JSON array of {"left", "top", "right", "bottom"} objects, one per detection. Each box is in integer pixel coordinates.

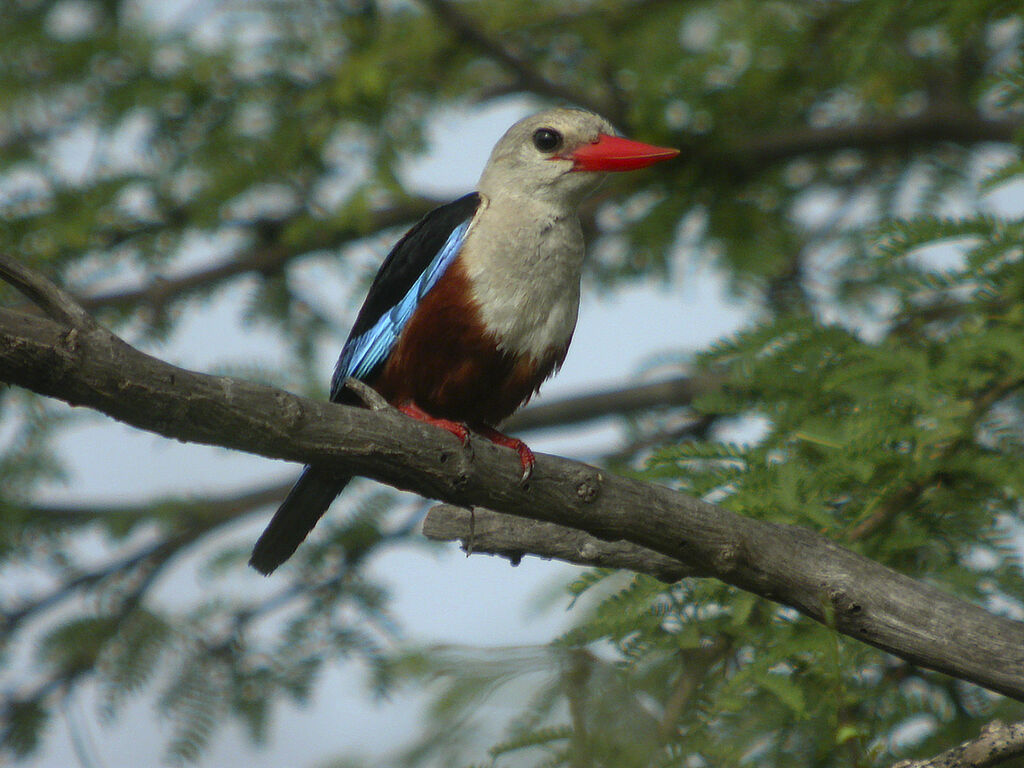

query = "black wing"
[{"left": 330, "top": 192, "right": 481, "bottom": 401}]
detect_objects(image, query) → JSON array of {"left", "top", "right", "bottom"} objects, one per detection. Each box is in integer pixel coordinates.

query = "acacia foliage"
[{"left": 1, "top": 0, "right": 1023, "bottom": 766}]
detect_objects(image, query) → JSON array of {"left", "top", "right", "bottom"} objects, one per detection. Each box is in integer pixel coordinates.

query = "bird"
[{"left": 249, "top": 107, "right": 678, "bottom": 575}]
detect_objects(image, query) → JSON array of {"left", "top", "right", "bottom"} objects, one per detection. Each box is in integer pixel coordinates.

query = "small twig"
[
  {"left": 419, "top": 0, "right": 617, "bottom": 120},
  {"left": 343, "top": 377, "right": 391, "bottom": 411},
  {"left": 658, "top": 637, "right": 732, "bottom": 742},
  {"left": 891, "top": 719, "right": 1024, "bottom": 768},
  {"left": 849, "top": 375, "right": 1024, "bottom": 542},
  {"left": 0, "top": 253, "right": 96, "bottom": 331}
]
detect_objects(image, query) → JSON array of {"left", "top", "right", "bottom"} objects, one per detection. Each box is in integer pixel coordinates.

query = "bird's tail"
[{"left": 249, "top": 467, "right": 351, "bottom": 575}]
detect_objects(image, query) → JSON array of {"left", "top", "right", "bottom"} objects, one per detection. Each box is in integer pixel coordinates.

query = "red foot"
[
  {"left": 478, "top": 426, "right": 534, "bottom": 483},
  {"left": 398, "top": 402, "right": 470, "bottom": 446}
]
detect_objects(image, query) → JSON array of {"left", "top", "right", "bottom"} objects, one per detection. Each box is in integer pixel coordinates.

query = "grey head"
[{"left": 477, "top": 108, "right": 617, "bottom": 209}]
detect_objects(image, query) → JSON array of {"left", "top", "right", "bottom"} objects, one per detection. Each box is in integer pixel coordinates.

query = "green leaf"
[{"left": 760, "top": 673, "right": 806, "bottom": 718}]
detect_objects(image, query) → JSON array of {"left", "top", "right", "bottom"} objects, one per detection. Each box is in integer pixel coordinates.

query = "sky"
[{"left": 28, "top": 100, "right": 753, "bottom": 768}]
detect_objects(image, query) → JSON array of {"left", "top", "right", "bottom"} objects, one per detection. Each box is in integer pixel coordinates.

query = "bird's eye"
[{"left": 532, "top": 128, "right": 563, "bottom": 153}]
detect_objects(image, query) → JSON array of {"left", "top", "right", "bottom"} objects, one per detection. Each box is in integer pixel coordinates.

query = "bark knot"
[
  {"left": 51, "top": 327, "right": 81, "bottom": 381},
  {"left": 449, "top": 470, "right": 470, "bottom": 492},
  {"left": 275, "top": 392, "right": 305, "bottom": 429},
  {"left": 575, "top": 471, "right": 603, "bottom": 503},
  {"left": 826, "top": 585, "right": 864, "bottom": 626},
  {"left": 713, "top": 542, "right": 741, "bottom": 573},
  {"left": 58, "top": 327, "right": 79, "bottom": 354},
  {"left": 579, "top": 541, "right": 601, "bottom": 560}
]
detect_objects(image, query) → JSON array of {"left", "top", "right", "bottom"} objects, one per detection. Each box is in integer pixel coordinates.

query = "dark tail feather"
[{"left": 249, "top": 467, "right": 351, "bottom": 575}]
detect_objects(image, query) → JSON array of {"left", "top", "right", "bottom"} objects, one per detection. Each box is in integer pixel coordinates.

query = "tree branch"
[
  {"left": 75, "top": 200, "right": 439, "bottom": 313},
  {"left": 2, "top": 256, "right": 1024, "bottom": 701},
  {"left": 708, "top": 109, "right": 1023, "bottom": 176},
  {"left": 20, "top": 481, "right": 288, "bottom": 527},
  {"left": 0, "top": 256, "right": 97, "bottom": 331},
  {"left": 505, "top": 373, "right": 719, "bottom": 432},
  {"left": 2, "top": 483, "right": 288, "bottom": 640},
  {"left": 892, "top": 720, "right": 1024, "bottom": 768},
  {"left": 422, "top": 504, "right": 700, "bottom": 582}
]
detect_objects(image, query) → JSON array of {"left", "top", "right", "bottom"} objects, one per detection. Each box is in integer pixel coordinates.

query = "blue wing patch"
[{"left": 331, "top": 218, "right": 472, "bottom": 394}]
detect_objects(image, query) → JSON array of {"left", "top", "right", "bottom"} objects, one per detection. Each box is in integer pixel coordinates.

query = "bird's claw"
[
  {"left": 519, "top": 455, "right": 534, "bottom": 485},
  {"left": 478, "top": 426, "right": 534, "bottom": 485},
  {"left": 398, "top": 407, "right": 532, "bottom": 483},
  {"left": 398, "top": 402, "right": 473, "bottom": 459}
]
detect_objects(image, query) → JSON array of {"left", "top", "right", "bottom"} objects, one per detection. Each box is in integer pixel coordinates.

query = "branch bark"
[
  {"left": 422, "top": 504, "right": 699, "bottom": 582},
  {"left": 2, "top": 257, "right": 1024, "bottom": 701},
  {"left": 892, "top": 720, "right": 1024, "bottom": 768}
]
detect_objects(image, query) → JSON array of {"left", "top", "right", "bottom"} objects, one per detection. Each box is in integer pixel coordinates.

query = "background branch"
[
  {"left": 22, "top": 113, "right": 1019, "bottom": 323},
  {"left": 892, "top": 720, "right": 1024, "bottom": 768},
  {"left": 505, "top": 373, "right": 719, "bottom": 432},
  {"left": 2, "top": 483, "right": 289, "bottom": 633},
  {"left": 419, "top": 0, "right": 618, "bottom": 120},
  {"left": 710, "top": 109, "right": 1023, "bottom": 174},
  {"left": 75, "top": 200, "right": 439, "bottom": 314}
]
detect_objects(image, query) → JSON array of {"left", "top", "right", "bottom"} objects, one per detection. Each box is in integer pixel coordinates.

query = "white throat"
[{"left": 459, "top": 193, "right": 584, "bottom": 362}]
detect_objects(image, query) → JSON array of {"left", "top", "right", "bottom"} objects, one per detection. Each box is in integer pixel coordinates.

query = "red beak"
[{"left": 566, "top": 134, "right": 679, "bottom": 172}]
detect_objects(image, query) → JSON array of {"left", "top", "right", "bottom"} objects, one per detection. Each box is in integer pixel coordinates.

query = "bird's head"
[{"left": 478, "top": 108, "right": 679, "bottom": 208}]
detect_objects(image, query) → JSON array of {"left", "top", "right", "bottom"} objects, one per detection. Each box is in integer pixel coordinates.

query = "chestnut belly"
[{"left": 368, "top": 259, "right": 566, "bottom": 427}]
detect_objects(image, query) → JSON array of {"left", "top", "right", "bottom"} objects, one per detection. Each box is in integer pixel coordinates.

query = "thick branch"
[
  {"left": 1, "top": 285, "right": 1023, "bottom": 700},
  {"left": 892, "top": 720, "right": 1024, "bottom": 768},
  {"left": 423, "top": 504, "right": 699, "bottom": 582}
]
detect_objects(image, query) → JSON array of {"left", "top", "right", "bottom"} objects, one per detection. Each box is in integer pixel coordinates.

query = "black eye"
[{"left": 532, "top": 128, "right": 562, "bottom": 153}]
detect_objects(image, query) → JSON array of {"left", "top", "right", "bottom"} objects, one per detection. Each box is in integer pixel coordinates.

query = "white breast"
[{"left": 459, "top": 195, "right": 584, "bottom": 362}]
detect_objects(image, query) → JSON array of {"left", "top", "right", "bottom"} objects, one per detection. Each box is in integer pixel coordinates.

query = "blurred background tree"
[{"left": 2, "top": 0, "right": 1024, "bottom": 765}]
